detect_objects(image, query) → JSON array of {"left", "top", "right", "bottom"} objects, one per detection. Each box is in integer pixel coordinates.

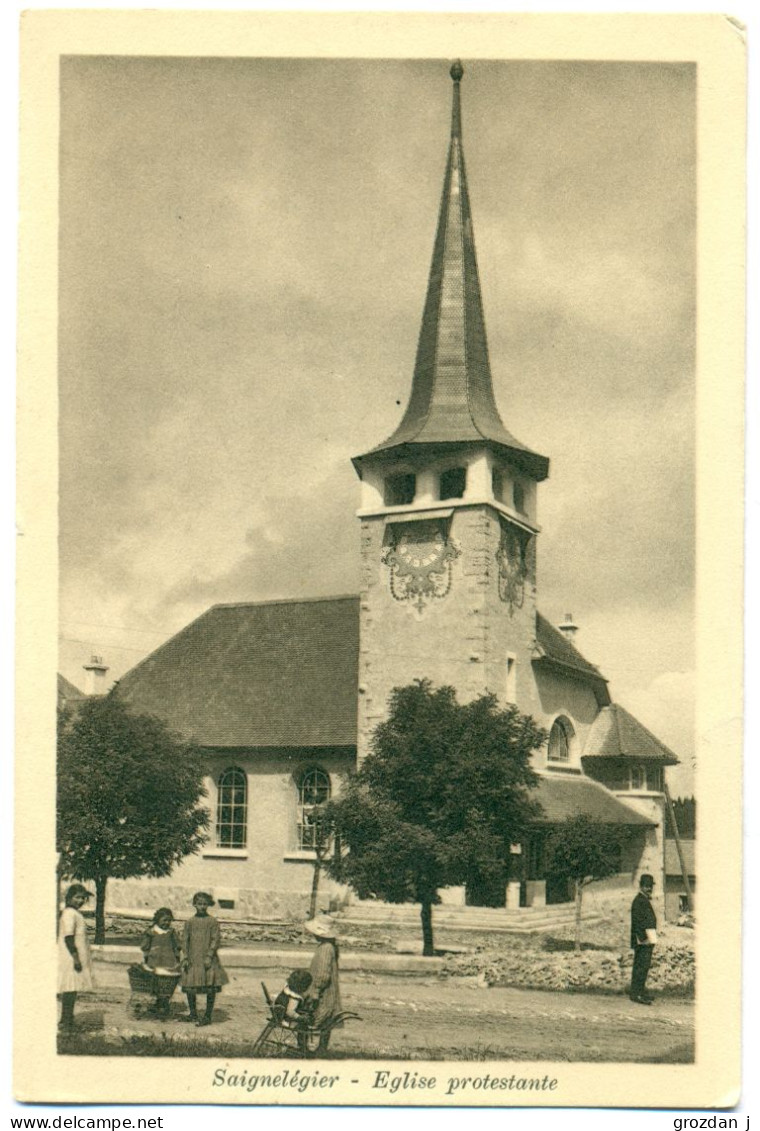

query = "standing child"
[
  {"left": 57, "top": 883, "right": 95, "bottom": 1035},
  {"left": 180, "top": 892, "right": 228, "bottom": 1026},
  {"left": 304, "top": 916, "right": 342, "bottom": 1054},
  {"left": 140, "top": 907, "right": 182, "bottom": 1019}
]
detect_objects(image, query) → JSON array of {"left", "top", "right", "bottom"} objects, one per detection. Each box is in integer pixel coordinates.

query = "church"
[{"left": 110, "top": 62, "right": 678, "bottom": 923}]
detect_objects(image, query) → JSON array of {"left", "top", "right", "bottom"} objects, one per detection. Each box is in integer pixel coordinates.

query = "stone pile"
[{"left": 441, "top": 940, "right": 694, "bottom": 996}]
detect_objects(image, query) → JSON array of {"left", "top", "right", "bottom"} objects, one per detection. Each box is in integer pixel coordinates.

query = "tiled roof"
[
  {"left": 57, "top": 673, "right": 86, "bottom": 706},
  {"left": 115, "top": 599, "right": 616, "bottom": 750},
  {"left": 353, "top": 64, "right": 548, "bottom": 482},
  {"left": 532, "top": 773, "right": 654, "bottom": 826},
  {"left": 665, "top": 838, "right": 695, "bottom": 877},
  {"left": 533, "top": 614, "right": 611, "bottom": 705},
  {"left": 116, "top": 596, "right": 360, "bottom": 748},
  {"left": 582, "top": 704, "right": 679, "bottom": 765}
]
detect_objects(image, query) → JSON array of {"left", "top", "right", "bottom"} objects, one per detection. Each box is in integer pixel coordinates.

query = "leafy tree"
[
  {"left": 546, "top": 815, "right": 627, "bottom": 952},
  {"left": 666, "top": 796, "right": 696, "bottom": 838},
  {"left": 327, "top": 680, "right": 546, "bottom": 955},
  {"left": 57, "top": 696, "right": 210, "bottom": 943}
]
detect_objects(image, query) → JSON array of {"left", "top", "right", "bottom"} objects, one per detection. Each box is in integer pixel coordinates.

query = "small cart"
[
  {"left": 127, "top": 962, "right": 180, "bottom": 1019},
  {"left": 251, "top": 982, "right": 360, "bottom": 1057}
]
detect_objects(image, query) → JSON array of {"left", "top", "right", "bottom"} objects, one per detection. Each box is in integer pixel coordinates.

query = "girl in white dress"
[{"left": 57, "top": 883, "right": 95, "bottom": 1033}]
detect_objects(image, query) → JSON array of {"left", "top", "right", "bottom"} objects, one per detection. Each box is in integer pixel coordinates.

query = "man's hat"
[{"left": 639, "top": 873, "right": 655, "bottom": 888}]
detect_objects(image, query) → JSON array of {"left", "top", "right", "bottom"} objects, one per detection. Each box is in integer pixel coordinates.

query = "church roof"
[
  {"left": 116, "top": 597, "right": 610, "bottom": 750},
  {"left": 582, "top": 704, "right": 679, "bottom": 765},
  {"left": 116, "top": 596, "right": 361, "bottom": 749},
  {"left": 665, "top": 838, "right": 695, "bottom": 877},
  {"left": 533, "top": 614, "right": 611, "bottom": 706},
  {"left": 531, "top": 773, "right": 654, "bottom": 827},
  {"left": 57, "top": 673, "right": 86, "bottom": 707},
  {"left": 354, "top": 62, "right": 549, "bottom": 482}
]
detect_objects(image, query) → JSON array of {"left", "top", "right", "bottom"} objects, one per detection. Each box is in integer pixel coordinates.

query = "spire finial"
[{"left": 450, "top": 60, "right": 463, "bottom": 138}]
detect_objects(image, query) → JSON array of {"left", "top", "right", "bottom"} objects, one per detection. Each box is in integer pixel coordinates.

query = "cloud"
[
  {"left": 58, "top": 58, "right": 696, "bottom": 757},
  {"left": 622, "top": 671, "right": 696, "bottom": 797}
]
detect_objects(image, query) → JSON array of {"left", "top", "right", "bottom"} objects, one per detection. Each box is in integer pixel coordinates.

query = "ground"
[
  {"left": 61, "top": 959, "right": 694, "bottom": 1063},
  {"left": 100, "top": 911, "right": 696, "bottom": 995}
]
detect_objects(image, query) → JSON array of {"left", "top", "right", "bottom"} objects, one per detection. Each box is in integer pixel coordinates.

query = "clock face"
[
  {"left": 496, "top": 521, "right": 532, "bottom": 614},
  {"left": 382, "top": 520, "right": 460, "bottom": 611},
  {"left": 395, "top": 528, "right": 447, "bottom": 571}
]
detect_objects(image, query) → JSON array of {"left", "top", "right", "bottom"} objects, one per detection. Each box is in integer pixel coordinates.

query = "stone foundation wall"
[{"left": 106, "top": 878, "right": 349, "bottom": 922}]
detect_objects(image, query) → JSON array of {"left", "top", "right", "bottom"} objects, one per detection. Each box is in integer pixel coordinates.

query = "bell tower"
[{"left": 353, "top": 63, "right": 550, "bottom": 761}]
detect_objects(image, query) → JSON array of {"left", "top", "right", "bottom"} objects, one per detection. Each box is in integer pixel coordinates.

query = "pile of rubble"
[{"left": 441, "top": 938, "right": 694, "bottom": 997}]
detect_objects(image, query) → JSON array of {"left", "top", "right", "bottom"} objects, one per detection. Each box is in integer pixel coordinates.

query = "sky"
[{"left": 58, "top": 57, "right": 696, "bottom": 795}]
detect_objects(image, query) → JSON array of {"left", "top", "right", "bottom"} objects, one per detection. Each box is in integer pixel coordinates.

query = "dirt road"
[{"left": 70, "top": 960, "right": 693, "bottom": 1064}]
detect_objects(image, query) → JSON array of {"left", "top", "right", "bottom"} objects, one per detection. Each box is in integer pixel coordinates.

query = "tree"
[
  {"left": 306, "top": 804, "right": 334, "bottom": 920},
  {"left": 57, "top": 696, "right": 210, "bottom": 943},
  {"left": 546, "top": 815, "right": 627, "bottom": 952},
  {"left": 326, "top": 680, "right": 546, "bottom": 955},
  {"left": 666, "top": 796, "right": 696, "bottom": 838}
]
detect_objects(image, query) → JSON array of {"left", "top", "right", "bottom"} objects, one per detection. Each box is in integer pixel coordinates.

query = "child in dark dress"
[
  {"left": 140, "top": 907, "right": 182, "bottom": 1019},
  {"left": 180, "top": 892, "right": 228, "bottom": 1027},
  {"left": 273, "top": 969, "right": 313, "bottom": 1028}
]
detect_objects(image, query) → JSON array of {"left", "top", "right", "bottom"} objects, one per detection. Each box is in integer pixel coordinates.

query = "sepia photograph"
[{"left": 15, "top": 10, "right": 744, "bottom": 1109}]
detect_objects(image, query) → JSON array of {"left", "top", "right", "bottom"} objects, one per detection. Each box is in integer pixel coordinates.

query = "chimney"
[
  {"left": 557, "top": 613, "right": 578, "bottom": 642},
  {"left": 83, "top": 654, "right": 109, "bottom": 696}
]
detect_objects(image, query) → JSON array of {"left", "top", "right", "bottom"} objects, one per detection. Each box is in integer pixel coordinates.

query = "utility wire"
[
  {"left": 59, "top": 619, "right": 176, "bottom": 637},
  {"left": 58, "top": 636, "right": 155, "bottom": 653}
]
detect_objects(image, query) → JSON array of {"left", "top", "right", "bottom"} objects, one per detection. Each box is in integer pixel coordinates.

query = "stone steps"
[
  {"left": 92, "top": 945, "right": 445, "bottom": 973},
  {"left": 337, "top": 901, "right": 599, "bottom": 935}
]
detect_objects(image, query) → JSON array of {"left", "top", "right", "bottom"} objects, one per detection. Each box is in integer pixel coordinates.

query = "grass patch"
[
  {"left": 59, "top": 1032, "right": 274, "bottom": 1058},
  {"left": 58, "top": 1031, "right": 693, "bottom": 1063},
  {"left": 57, "top": 1032, "right": 503, "bottom": 1061}
]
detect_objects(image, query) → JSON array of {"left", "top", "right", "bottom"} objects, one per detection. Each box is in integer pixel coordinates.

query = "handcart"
[
  {"left": 127, "top": 962, "right": 180, "bottom": 1019},
  {"left": 251, "top": 982, "right": 361, "bottom": 1057}
]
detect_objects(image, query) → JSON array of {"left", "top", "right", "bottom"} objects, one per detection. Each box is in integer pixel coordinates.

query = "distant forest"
[{"left": 666, "top": 796, "right": 696, "bottom": 838}]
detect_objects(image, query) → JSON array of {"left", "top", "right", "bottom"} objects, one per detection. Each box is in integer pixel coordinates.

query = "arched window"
[
  {"left": 216, "top": 767, "right": 248, "bottom": 849},
  {"left": 297, "top": 767, "right": 331, "bottom": 851},
  {"left": 548, "top": 717, "right": 574, "bottom": 764}
]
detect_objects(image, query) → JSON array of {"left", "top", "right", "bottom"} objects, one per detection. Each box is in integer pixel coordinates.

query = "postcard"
[{"left": 15, "top": 10, "right": 745, "bottom": 1109}]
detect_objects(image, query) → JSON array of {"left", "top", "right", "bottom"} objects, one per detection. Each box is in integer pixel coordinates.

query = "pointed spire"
[
  {"left": 355, "top": 61, "right": 548, "bottom": 482},
  {"left": 450, "top": 59, "right": 463, "bottom": 137}
]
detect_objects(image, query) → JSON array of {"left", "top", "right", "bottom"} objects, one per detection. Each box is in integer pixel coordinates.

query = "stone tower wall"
[{"left": 357, "top": 504, "right": 540, "bottom": 762}]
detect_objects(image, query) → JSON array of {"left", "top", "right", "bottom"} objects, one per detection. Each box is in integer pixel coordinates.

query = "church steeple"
[{"left": 354, "top": 61, "right": 549, "bottom": 483}]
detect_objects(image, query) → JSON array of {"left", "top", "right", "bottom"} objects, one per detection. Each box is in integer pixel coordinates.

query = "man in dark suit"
[{"left": 629, "top": 873, "right": 657, "bottom": 1004}]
